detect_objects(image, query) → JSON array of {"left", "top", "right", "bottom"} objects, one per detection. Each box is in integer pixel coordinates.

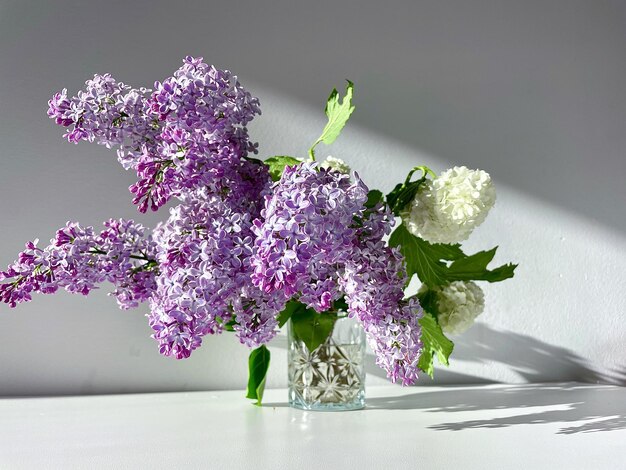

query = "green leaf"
[
  {"left": 364, "top": 189, "right": 383, "bottom": 209},
  {"left": 417, "top": 312, "right": 454, "bottom": 378},
  {"left": 277, "top": 300, "right": 303, "bottom": 328},
  {"left": 332, "top": 296, "right": 349, "bottom": 312},
  {"left": 223, "top": 319, "right": 237, "bottom": 332},
  {"left": 427, "top": 242, "right": 465, "bottom": 262},
  {"left": 389, "top": 224, "right": 461, "bottom": 286},
  {"left": 216, "top": 315, "right": 237, "bottom": 332},
  {"left": 386, "top": 181, "right": 422, "bottom": 216},
  {"left": 385, "top": 182, "right": 404, "bottom": 213},
  {"left": 246, "top": 345, "right": 271, "bottom": 406},
  {"left": 309, "top": 81, "right": 355, "bottom": 159},
  {"left": 385, "top": 166, "right": 436, "bottom": 216},
  {"left": 264, "top": 156, "right": 303, "bottom": 182},
  {"left": 291, "top": 306, "right": 338, "bottom": 352},
  {"left": 389, "top": 224, "right": 516, "bottom": 286},
  {"left": 447, "top": 247, "right": 518, "bottom": 283}
]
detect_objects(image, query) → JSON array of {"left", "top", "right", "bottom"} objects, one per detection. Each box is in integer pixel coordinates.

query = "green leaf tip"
[
  {"left": 246, "top": 345, "right": 271, "bottom": 406},
  {"left": 309, "top": 80, "right": 355, "bottom": 160}
]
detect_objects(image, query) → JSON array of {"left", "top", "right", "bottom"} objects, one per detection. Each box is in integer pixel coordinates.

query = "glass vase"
[{"left": 288, "top": 315, "right": 366, "bottom": 411}]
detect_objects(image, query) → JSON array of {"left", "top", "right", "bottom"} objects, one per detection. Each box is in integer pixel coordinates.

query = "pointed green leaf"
[
  {"left": 309, "top": 81, "right": 355, "bottom": 159},
  {"left": 417, "top": 312, "right": 454, "bottom": 378},
  {"left": 264, "top": 156, "right": 303, "bottom": 182},
  {"left": 291, "top": 306, "right": 338, "bottom": 352},
  {"left": 447, "top": 247, "right": 518, "bottom": 283},
  {"left": 246, "top": 345, "right": 271, "bottom": 406},
  {"left": 389, "top": 224, "right": 516, "bottom": 286}
]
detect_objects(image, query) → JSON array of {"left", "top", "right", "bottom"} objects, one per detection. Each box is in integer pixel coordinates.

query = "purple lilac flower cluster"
[
  {"left": 3, "top": 57, "right": 426, "bottom": 385},
  {"left": 0, "top": 220, "right": 157, "bottom": 310},
  {"left": 47, "top": 56, "right": 261, "bottom": 212},
  {"left": 36, "top": 56, "right": 280, "bottom": 359},
  {"left": 251, "top": 163, "right": 423, "bottom": 384}
]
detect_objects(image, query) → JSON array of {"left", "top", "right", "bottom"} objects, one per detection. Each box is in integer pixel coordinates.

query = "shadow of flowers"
[{"left": 367, "top": 383, "right": 626, "bottom": 434}]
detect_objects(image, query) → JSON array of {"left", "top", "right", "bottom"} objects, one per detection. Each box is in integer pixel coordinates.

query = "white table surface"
[{"left": 1, "top": 383, "right": 624, "bottom": 469}]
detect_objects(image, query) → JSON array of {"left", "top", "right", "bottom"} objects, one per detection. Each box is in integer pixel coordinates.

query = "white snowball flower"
[
  {"left": 403, "top": 166, "right": 496, "bottom": 244},
  {"left": 422, "top": 281, "right": 485, "bottom": 335},
  {"left": 320, "top": 156, "right": 351, "bottom": 174}
]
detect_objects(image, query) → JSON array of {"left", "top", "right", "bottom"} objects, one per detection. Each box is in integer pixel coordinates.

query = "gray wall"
[{"left": 0, "top": 0, "right": 624, "bottom": 395}]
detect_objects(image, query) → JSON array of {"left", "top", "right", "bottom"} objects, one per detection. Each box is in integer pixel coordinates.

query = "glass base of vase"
[{"left": 288, "top": 387, "right": 365, "bottom": 411}]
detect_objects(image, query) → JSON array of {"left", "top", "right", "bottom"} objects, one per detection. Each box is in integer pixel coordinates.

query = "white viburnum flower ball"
[
  {"left": 424, "top": 281, "right": 485, "bottom": 335},
  {"left": 403, "top": 166, "right": 496, "bottom": 244},
  {"left": 320, "top": 156, "right": 351, "bottom": 174}
]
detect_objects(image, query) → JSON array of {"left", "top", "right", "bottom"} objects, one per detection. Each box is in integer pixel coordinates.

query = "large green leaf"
[
  {"left": 309, "top": 81, "right": 355, "bottom": 159},
  {"left": 389, "top": 224, "right": 462, "bottom": 286},
  {"left": 291, "top": 305, "right": 338, "bottom": 352},
  {"left": 389, "top": 224, "right": 516, "bottom": 286},
  {"left": 264, "top": 156, "right": 302, "bottom": 182},
  {"left": 246, "top": 345, "right": 271, "bottom": 406},
  {"left": 417, "top": 312, "right": 454, "bottom": 378}
]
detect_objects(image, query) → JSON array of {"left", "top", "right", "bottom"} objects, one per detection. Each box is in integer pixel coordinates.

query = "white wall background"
[{"left": 0, "top": 0, "right": 624, "bottom": 395}]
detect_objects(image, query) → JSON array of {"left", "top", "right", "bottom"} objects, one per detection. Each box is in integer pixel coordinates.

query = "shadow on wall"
[
  {"left": 366, "top": 384, "right": 626, "bottom": 434},
  {"left": 363, "top": 323, "right": 626, "bottom": 385},
  {"left": 449, "top": 324, "right": 625, "bottom": 384}
]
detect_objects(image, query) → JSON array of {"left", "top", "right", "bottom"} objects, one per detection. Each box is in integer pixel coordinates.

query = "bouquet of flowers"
[{"left": 0, "top": 57, "right": 516, "bottom": 404}]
